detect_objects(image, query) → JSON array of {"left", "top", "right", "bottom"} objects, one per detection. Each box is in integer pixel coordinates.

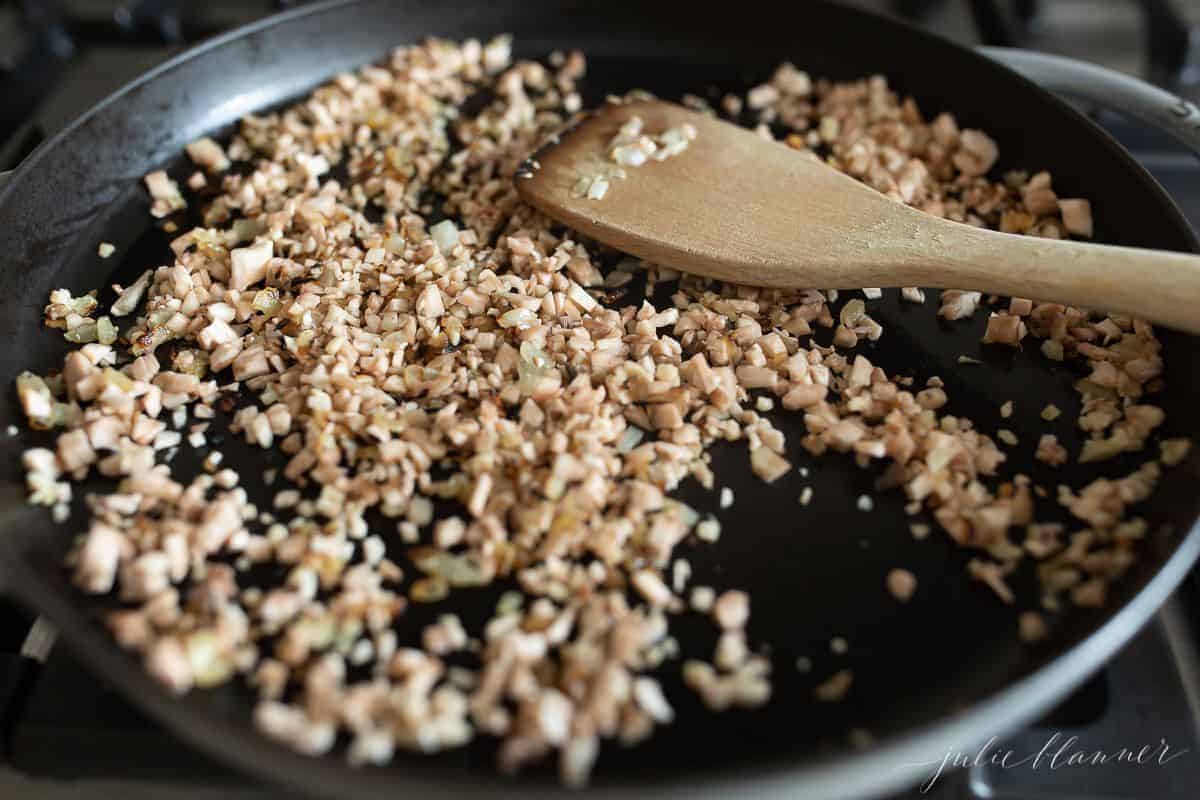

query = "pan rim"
[{"left": 1, "top": 1, "right": 1199, "bottom": 798}]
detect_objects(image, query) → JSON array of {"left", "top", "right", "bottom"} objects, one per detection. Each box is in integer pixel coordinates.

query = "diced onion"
[{"left": 430, "top": 220, "right": 459, "bottom": 254}]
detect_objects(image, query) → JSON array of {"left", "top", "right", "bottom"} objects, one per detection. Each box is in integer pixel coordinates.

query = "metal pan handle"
[{"left": 981, "top": 46, "right": 1200, "bottom": 159}]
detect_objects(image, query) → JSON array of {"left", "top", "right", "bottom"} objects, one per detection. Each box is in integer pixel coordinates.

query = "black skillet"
[{"left": 1, "top": 1, "right": 1199, "bottom": 797}]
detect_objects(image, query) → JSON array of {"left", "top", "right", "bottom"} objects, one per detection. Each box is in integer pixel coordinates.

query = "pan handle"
[{"left": 980, "top": 46, "right": 1200, "bottom": 159}]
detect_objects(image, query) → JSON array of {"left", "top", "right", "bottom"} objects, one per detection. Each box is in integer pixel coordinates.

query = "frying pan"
[{"left": 1, "top": 1, "right": 1199, "bottom": 798}]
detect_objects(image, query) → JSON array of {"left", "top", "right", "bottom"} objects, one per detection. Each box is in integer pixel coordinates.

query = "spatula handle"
[{"left": 944, "top": 226, "right": 1200, "bottom": 334}]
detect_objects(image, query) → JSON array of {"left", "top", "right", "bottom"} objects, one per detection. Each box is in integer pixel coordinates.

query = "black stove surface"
[{"left": 3, "top": 1, "right": 1200, "bottom": 798}]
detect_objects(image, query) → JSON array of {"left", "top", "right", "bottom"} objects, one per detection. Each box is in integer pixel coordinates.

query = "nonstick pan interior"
[{"left": 1, "top": 1, "right": 1199, "bottom": 798}]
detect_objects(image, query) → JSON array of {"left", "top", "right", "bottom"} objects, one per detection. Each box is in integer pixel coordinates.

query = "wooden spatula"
[{"left": 517, "top": 100, "right": 1200, "bottom": 334}]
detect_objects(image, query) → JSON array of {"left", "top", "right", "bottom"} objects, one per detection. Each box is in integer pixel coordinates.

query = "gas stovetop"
[{"left": 3, "top": 2, "right": 1200, "bottom": 798}]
